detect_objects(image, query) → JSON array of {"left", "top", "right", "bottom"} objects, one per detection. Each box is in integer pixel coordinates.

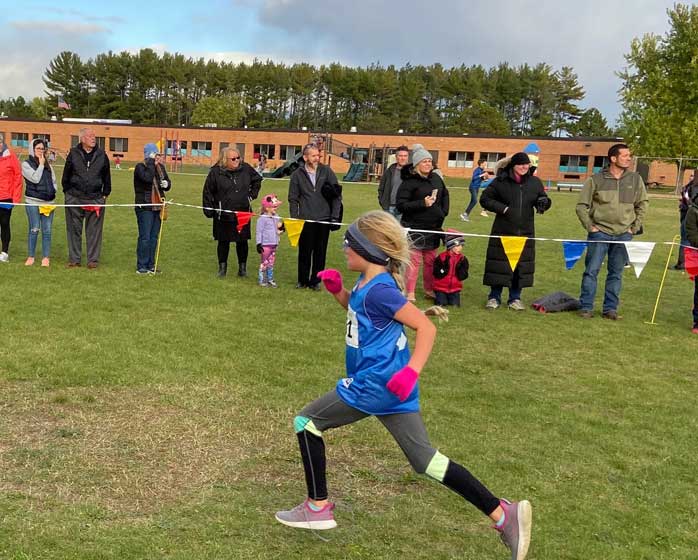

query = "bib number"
[{"left": 345, "top": 305, "right": 359, "bottom": 348}]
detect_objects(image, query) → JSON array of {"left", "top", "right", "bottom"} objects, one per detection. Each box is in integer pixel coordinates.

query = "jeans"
[
  {"left": 388, "top": 206, "right": 402, "bottom": 222},
  {"left": 464, "top": 187, "right": 479, "bottom": 216},
  {"left": 488, "top": 268, "right": 522, "bottom": 304},
  {"left": 135, "top": 208, "right": 161, "bottom": 271},
  {"left": 579, "top": 230, "right": 632, "bottom": 313},
  {"left": 26, "top": 205, "right": 54, "bottom": 258}
]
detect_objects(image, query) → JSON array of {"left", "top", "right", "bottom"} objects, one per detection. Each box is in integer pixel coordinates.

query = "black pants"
[
  {"left": 217, "top": 239, "right": 248, "bottom": 266},
  {"left": 297, "top": 222, "right": 331, "bottom": 287},
  {"left": 0, "top": 198, "right": 12, "bottom": 253}
]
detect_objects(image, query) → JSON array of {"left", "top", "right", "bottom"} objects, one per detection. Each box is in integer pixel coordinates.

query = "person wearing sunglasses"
[{"left": 203, "top": 146, "right": 262, "bottom": 278}]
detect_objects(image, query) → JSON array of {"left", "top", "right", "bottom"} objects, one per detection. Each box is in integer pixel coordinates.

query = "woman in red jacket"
[{"left": 0, "top": 133, "right": 24, "bottom": 262}]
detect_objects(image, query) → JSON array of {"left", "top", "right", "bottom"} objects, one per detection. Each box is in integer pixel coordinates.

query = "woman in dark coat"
[
  {"left": 203, "top": 146, "right": 262, "bottom": 278},
  {"left": 479, "top": 152, "right": 551, "bottom": 310},
  {"left": 396, "top": 146, "right": 449, "bottom": 301}
]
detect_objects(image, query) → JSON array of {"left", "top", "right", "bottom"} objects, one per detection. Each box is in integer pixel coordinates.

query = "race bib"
[{"left": 345, "top": 305, "right": 359, "bottom": 348}]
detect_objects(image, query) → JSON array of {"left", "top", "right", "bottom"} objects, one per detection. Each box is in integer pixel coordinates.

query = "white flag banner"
[{"left": 624, "top": 241, "right": 656, "bottom": 278}]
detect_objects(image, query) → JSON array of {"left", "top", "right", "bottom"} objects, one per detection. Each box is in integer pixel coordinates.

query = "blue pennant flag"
[
  {"left": 562, "top": 241, "right": 587, "bottom": 270},
  {"left": 0, "top": 202, "right": 14, "bottom": 210}
]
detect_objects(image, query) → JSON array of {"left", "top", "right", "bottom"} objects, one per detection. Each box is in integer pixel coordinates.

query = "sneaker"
[
  {"left": 673, "top": 263, "right": 685, "bottom": 271},
  {"left": 495, "top": 499, "right": 532, "bottom": 560},
  {"left": 308, "top": 284, "right": 321, "bottom": 291},
  {"left": 424, "top": 291, "right": 436, "bottom": 300},
  {"left": 486, "top": 298, "right": 500, "bottom": 310},
  {"left": 508, "top": 299, "right": 525, "bottom": 311},
  {"left": 275, "top": 500, "right": 337, "bottom": 530},
  {"left": 623, "top": 263, "right": 631, "bottom": 269},
  {"left": 692, "top": 325, "right": 698, "bottom": 334},
  {"left": 602, "top": 310, "right": 622, "bottom": 321},
  {"left": 0, "top": 252, "right": 9, "bottom": 262},
  {"left": 406, "top": 292, "right": 416, "bottom": 302},
  {"left": 268, "top": 280, "right": 278, "bottom": 288},
  {"left": 136, "top": 269, "right": 149, "bottom": 275},
  {"left": 259, "top": 281, "right": 268, "bottom": 287},
  {"left": 459, "top": 213, "right": 470, "bottom": 222},
  {"left": 25, "top": 257, "right": 35, "bottom": 266},
  {"left": 480, "top": 210, "right": 489, "bottom": 217},
  {"left": 148, "top": 268, "right": 162, "bottom": 275},
  {"left": 578, "top": 310, "right": 593, "bottom": 319},
  {"left": 41, "top": 257, "right": 50, "bottom": 267}
]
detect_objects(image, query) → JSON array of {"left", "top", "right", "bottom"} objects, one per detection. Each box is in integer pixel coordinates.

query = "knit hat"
[
  {"left": 444, "top": 229, "right": 465, "bottom": 250},
  {"left": 143, "top": 143, "right": 159, "bottom": 159},
  {"left": 411, "top": 144, "right": 433, "bottom": 166},
  {"left": 261, "top": 193, "right": 282, "bottom": 209},
  {"left": 510, "top": 152, "right": 531, "bottom": 166}
]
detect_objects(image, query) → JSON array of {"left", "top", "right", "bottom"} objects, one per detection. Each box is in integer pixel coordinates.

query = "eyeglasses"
[{"left": 228, "top": 157, "right": 240, "bottom": 161}]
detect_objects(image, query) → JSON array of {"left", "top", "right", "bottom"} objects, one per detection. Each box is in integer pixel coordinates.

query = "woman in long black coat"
[
  {"left": 479, "top": 152, "right": 551, "bottom": 310},
  {"left": 203, "top": 146, "right": 262, "bottom": 278}
]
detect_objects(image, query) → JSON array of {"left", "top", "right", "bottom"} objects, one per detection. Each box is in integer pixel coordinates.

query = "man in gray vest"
[{"left": 61, "top": 128, "right": 111, "bottom": 268}]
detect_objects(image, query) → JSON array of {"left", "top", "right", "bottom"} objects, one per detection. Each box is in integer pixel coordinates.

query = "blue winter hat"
[
  {"left": 143, "top": 143, "right": 159, "bottom": 159},
  {"left": 523, "top": 142, "right": 541, "bottom": 154}
]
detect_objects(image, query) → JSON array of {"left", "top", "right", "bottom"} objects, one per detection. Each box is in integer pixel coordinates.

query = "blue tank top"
[{"left": 335, "top": 272, "right": 419, "bottom": 414}]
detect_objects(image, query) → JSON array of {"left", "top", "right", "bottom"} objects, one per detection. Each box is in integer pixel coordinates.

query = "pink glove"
[
  {"left": 317, "top": 269, "right": 343, "bottom": 294},
  {"left": 386, "top": 366, "right": 419, "bottom": 402}
]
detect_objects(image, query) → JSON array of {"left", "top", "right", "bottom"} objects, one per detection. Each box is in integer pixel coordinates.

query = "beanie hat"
[
  {"left": 445, "top": 228, "right": 465, "bottom": 250},
  {"left": 510, "top": 152, "right": 531, "bottom": 166},
  {"left": 261, "top": 193, "right": 282, "bottom": 209},
  {"left": 143, "top": 143, "right": 159, "bottom": 159},
  {"left": 411, "top": 144, "right": 433, "bottom": 166}
]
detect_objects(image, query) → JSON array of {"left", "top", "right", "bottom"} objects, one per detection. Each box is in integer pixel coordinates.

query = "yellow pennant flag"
[
  {"left": 39, "top": 205, "right": 56, "bottom": 216},
  {"left": 284, "top": 219, "right": 306, "bottom": 248},
  {"left": 500, "top": 236, "right": 528, "bottom": 271}
]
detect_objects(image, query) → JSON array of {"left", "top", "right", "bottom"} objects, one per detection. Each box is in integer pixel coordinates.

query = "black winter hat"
[{"left": 510, "top": 152, "right": 531, "bottom": 166}]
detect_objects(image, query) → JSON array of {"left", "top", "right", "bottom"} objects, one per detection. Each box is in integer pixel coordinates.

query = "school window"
[
  {"left": 219, "top": 142, "right": 230, "bottom": 154},
  {"left": 447, "top": 151, "right": 474, "bottom": 169},
  {"left": 32, "top": 133, "right": 51, "bottom": 144},
  {"left": 559, "top": 155, "right": 589, "bottom": 173},
  {"left": 280, "top": 145, "right": 302, "bottom": 161},
  {"left": 253, "top": 143, "right": 276, "bottom": 159},
  {"left": 109, "top": 137, "right": 129, "bottom": 152},
  {"left": 166, "top": 140, "right": 187, "bottom": 157},
  {"left": 593, "top": 156, "right": 609, "bottom": 172},
  {"left": 480, "top": 152, "right": 505, "bottom": 169},
  {"left": 96, "top": 136, "right": 106, "bottom": 150},
  {"left": 70, "top": 135, "right": 79, "bottom": 148},
  {"left": 11, "top": 132, "right": 29, "bottom": 148},
  {"left": 191, "top": 141, "right": 212, "bottom": 157}
]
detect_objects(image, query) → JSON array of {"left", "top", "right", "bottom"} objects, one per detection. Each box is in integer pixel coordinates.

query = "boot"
[
  {"left": 218, "top": 262, "right": 227, "bottom": 278},
  {"left": 238, "top": 262, "right": 247, "bottom": 277},
  {"left": 267, "top": 266, "right": 277, "bottom": 288}
]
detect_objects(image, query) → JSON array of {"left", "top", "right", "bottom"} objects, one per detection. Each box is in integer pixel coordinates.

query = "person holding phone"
[{"left": 396, "top": 146, "right": 449, "bottom": 301}]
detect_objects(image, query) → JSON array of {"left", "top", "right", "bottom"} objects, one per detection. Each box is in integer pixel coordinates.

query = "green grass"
[{"left": 0, "top": 171, "right": 696, "bottom": 560}]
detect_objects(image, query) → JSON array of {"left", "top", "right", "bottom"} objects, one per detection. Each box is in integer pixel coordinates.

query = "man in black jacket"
[
  {"left": 377, "top": 145, "right": 409, "bottom": 218},
  {"left": 61, "top": 128, "right": 111, "bottom": 268},
  {"left": 288, "top": 144, "right": 343, "bottom": 289}
]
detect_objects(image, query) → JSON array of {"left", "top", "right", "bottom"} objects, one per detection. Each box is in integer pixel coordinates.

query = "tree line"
[{"left": 1, "top": 49, "right": 614, "bottom": 137}]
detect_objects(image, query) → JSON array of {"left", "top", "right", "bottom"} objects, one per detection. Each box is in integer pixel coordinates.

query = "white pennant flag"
[{"left": 624, "top": 241, "right": 655, "bottom": 278}]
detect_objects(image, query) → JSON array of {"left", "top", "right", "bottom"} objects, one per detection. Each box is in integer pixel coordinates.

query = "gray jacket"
[{"left": 377, "top": 163, "right": 401, "bottom": 211}]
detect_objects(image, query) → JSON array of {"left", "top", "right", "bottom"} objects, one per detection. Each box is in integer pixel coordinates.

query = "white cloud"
[{"left": 10, "top": 20, "right": 109, "bottom": 34}]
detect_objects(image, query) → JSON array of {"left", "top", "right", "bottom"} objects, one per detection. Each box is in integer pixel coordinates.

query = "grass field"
[{"left": 0, "top": 169, "right": 696, "bottom": 560}]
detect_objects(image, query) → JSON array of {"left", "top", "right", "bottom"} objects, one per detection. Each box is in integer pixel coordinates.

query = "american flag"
[{"left": 57, "top": 96, "right": 71, "bottom": 110}]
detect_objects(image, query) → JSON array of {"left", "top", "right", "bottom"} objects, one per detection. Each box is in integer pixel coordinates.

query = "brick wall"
[{"left": 2, "top": 118, "right": 684, "bottom": 185}]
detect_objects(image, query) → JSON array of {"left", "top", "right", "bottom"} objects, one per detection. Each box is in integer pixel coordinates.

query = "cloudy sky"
[{"left": 0, "top": 0, "right": 680, "bottom": 125}]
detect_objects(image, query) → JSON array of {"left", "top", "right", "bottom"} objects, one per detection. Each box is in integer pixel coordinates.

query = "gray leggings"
[
  {"left": 296, "top": 389, "right": 500, "bottom": 514},
  {"left": 300, "top": 389, "right": 437, "bottom": 473}
]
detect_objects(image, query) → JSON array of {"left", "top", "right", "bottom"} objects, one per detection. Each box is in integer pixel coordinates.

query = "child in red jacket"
[{"left": 433, "top": 230, "right": 469, "bottom": 307}]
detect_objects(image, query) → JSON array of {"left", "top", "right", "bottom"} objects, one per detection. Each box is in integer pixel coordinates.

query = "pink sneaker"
[
  {"left": 25, "top": 257, "right": 35, "bottom": 266},
  {"left": 41, "top": 258, "right": 50, "bottom": 267},
  {"left": 275, "top": 500, "right": 337, "bottom": 530},
  {"left": 495, "top": 499, "right": 532, "bottom": 560}
]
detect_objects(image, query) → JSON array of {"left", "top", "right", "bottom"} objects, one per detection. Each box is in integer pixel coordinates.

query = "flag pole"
[
  {"left": 153, "top": 201, "right": 169, "bottom": 274},
  {"left": 645, "top": 235, "right": 680, "bottom": 325}
]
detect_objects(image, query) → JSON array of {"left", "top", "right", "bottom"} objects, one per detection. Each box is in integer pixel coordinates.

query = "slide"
[{"left": 269, "top": 152, "right": 304, "bottom": 178}]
